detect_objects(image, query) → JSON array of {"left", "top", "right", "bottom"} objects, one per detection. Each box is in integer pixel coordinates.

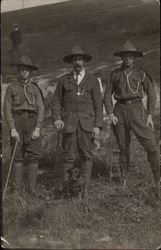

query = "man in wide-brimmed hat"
[
  {"left": 3, "top": 55, "right": 45, "bottom": 196},
  {"left": 103, "top": 41, "right": 160, "bottom": 197},
  {"left": 52, "top": 46, "right": 103, "bottom": 197}
]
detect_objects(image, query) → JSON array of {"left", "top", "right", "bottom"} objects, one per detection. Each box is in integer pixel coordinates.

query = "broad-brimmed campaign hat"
[
  {"left": 114, "top": 41, "right": 143, "bottom": 57},
  {"left": 63, "top": 45, "right": 92, "bottom": 63},
  {"left": 13, "top": 55, "right": 39, "bottom": 70}
]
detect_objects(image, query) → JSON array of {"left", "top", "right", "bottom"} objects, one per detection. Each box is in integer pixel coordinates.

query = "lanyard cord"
[
  {"left": 124, "top": 70, "right": 146, "bottom": 120},
  {"left": 124, "top": 70, "right": 140, "bottom": 94},
  {"left": 23, "top": 80, "right": 35, "bottom": 105}
]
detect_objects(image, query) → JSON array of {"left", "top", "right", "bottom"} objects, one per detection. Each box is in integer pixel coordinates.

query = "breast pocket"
[
  {"left": 82, "top": 85, "right": 92, "bottom": 98},
  {"left": 131, "top": 77, "right": 142, "bottom": 87},
  {"left": 63, "top": 83, "right": 75, "bottom": 97},
  {"left": 12, "top": 93, "right": 20, "bottom": 106},
  {"left": 28, "top": 90, "right": 36, "bottom": 105}
]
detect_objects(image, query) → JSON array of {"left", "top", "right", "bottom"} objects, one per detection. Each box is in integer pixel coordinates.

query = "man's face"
[
  {"left": 121, "top": 53, "right": 136, "bottom": 67},
  {"left": 18, "top": 65, "right": 31, "bottom": 81},
  {"left": 71, "top": 56, "right": 84, "bottom": 73}
]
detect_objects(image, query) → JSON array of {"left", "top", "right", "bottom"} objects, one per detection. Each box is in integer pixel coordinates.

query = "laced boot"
[
  {"left": 119, "top": 162, "right": 128, "bottom": 188},
  {"left": 27, "top": 162, "right": 38, "bottom": 195},
  {"left": 81, "top": 160, "right": 93, "bottom": 198},
  {"left": 151, "top": 161, "right": 160, "bottom": 198},
  {"left": 13, "top": 161, "right": 24, "bottom": 193},
  {"left": 62, "top": 164, "right": 72, "bottom": 198}
]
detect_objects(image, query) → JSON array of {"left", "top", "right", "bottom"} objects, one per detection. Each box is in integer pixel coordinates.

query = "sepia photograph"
[{"left": 1, "top": 0, "right": 161, "bottom": 249}]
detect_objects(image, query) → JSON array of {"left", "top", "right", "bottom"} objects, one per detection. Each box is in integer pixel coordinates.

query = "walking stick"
[
  {"left": 109, "top": 125, "right": 113, "bottom": 196},
  {"left": 54, "top": 131, "right": 63, "bottom": 196},
  {"left": 3, "top": 139, "right": 19, "bottom": 201},
  {"left": 55, "top": 131, "right": 62, "bottom": 168}
]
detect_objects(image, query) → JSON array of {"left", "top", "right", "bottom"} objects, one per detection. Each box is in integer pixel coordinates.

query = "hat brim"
[
  {"left": 114, "top": 51, "right": 143, "bottom": 57},
  {"left": 63, "top": 53, "right": 92, "bottom": 63},
  {"left": 13, "top": 63, "right": 39, "bottom": 71}
]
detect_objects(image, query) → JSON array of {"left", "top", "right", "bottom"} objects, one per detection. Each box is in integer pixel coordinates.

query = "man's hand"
[
  {"left": 32, "top": 127, "right": 40, "bottom": 140},
  {"left": 11, "top": 128, "right": 20, "bottom": 140},
  {"left": 146, "top": 114, "right": 154, "bottom": 130},
  {"left": 54, "top": 120, "right": 64, "bottom": 132},
  {"left": 92, "top": 127, "right": 100, "bottom": 138},
  {"left": 108, "top": 113, "right": 118, "bottom": 126}
]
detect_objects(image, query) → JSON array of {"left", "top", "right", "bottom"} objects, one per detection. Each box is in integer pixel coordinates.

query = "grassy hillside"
[{"left": 1, "top": 0, "right": 160, "bottom": 79}]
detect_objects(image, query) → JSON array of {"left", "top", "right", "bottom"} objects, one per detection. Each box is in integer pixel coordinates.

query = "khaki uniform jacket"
[
  {"left": 3, "top": 79, "right": 45, "bottom": 129},
  {"left": 52, "top": 71, "right": 103, "bottom": 133},
  {"left": 104, "top": 66, "right": 156, "bottom": 115}
]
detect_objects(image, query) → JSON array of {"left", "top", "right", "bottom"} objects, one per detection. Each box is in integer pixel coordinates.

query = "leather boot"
[
  {"left": 27, "top": 162, "right": 38, "bottom": 193},
  {"left": 119, "top": 149, "right": 129, "bottom": 187},
  {"left": 119, "top": 161, "right": 128, "bottom": 188},
  {"left": 151, "top": 161, "right": 160, "bottom": 198},
  {"left": 81, "top": 160, "right": 93, "bottom": 197},
  {"left": 62, "top": 162, "right": 73, "bottom": 190},
  {"left": 13, "top": 161, "right": 24, "bottom": 191}
]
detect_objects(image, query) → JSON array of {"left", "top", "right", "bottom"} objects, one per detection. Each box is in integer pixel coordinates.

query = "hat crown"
[
  {"left": 114, "top": 40, "right": 143, "bottom": 57},
  {"left": 13, "top": 54, "right": 39, "bottom": 70},
  {"left": 63, "top": 45, "right": 92, "bottom": 63},
  {"left": 122, "top": 40, "right": 137, "bottom": 52},
  {"left": 71, "top": 45, "right": 85, "bottom": 55},
  {"left": 19, "top": 55, "right": 33, "bottom": 66}
]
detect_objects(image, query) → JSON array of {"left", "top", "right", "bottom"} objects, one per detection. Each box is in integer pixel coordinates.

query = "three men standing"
[
  {"left": 3, "top": 43, "right": 160, "bottom": 199},
  {"left": 104, "top": 41, "right": 160, "bottom": 197},
  {"left": 52, "top": 46, "right": 103, "bottom": 196}
]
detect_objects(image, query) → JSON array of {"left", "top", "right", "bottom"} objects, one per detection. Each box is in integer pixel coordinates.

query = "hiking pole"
[
  {"left": 3, "top": 138, "right": 19, "bottom": 201},
  {"left": 109, "top": 125, "right": 113, "bottom": 196}
]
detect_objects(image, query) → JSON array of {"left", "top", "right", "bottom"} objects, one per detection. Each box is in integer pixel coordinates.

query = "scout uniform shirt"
[
  {"left": 4, "top": 78, "right": 44, "bottom": 129},
  {"left": 104, "top": 66, "right": 156, "bottom": 115}
]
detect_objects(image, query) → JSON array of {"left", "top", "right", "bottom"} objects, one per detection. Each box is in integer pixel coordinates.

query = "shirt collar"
[
  {"left": 18, "top": 77, "right": 32, "bottom": 86},
  {"left": 73, "top": 69, "right": 85, "bottom": 77}
]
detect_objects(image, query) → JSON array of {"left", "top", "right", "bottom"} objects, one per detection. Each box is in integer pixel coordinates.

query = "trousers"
[
  {"left": 62, "top": 121, "right": 93, "bottom": 183},
  {"left": 113, "top": 101, "right": 159, "bottom": 179},
  {"left": 11, "top": 111, "right": 41, "bottom": 164}
]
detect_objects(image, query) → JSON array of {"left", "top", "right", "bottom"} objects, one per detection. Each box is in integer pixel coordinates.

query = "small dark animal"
[{"left": 66, "top": 167, "right": 84, "bottom": 198}]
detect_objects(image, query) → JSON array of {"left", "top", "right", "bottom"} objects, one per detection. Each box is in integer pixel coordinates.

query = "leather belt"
[
  {"left": 63, "top": 109, "right": 89, "bottom": 112},
  {"left": 13, "top": 110, "right": 37, "bottom": 117},
  {"left": 117, "top": 98, "right": 141, "bottom": 105}
]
